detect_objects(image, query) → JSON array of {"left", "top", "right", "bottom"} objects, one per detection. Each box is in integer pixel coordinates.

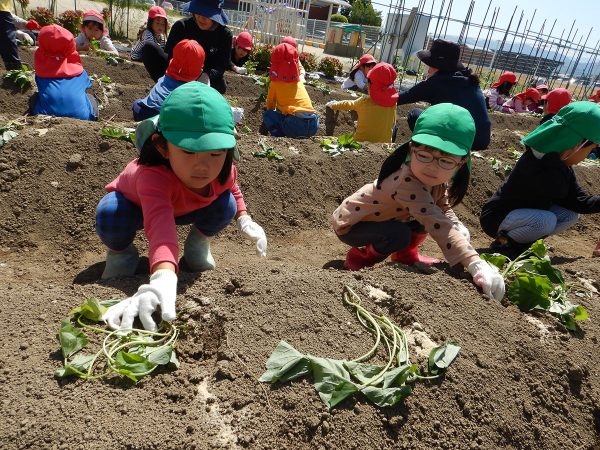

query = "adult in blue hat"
[{"left": 140, "top": 0, "right": 232, "bottom": 93}]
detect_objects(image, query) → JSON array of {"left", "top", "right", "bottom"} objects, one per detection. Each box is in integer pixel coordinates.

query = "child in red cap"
[
  {"left": 132, "top": 39, "right": 205, "bottom": 121},
  {"left": 483, "top": 71, "right": 517, "bottom": 111},
  {"left": 588, "top": 89, "right": 600, "bottom": 103},
  {"left": 501, "top": 87, "right": 541, "bottom": 114},
  {"left": 326, "top": 62, "right": 398, "bottom": 143},
  {"left": 30, "top": 25, "right": 98, "bottom": 121},
  {"left": 540, "top": 88, "right": 571, "bottom": 124},
  {"left": 75, "top": 9, "right": 118, "bottom": 55},
  {"left": 230, "top": 31, "right": 252, "bottom": 74},
  {"left": 263, "top": 42, "right": 319, "bottom": 137},
  {"left": 280, "top": 36, "right": 306, "bottom": 82},
  {"left": 341, "top": 53, "right": 377, "bottom": 92},
  {"left": 131, "top": 6, "right": 168, "bottom": 63}
]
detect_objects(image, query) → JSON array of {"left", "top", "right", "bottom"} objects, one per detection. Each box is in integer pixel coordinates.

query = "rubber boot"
[
  {"left": 390, "top": 232, "right": 440, "bottom": 265},
  {"left": 101, "top": 244, "right": 140, "bottom": 279},
  {"left": 343, "top": 244, "right": 388, "bottom": 271},
  {"left": 183, "top": 226, "right": 215, "bottom": 272}
]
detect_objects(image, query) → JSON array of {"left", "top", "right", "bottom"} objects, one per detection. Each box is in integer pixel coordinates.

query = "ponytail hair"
[{"left": 377, "top": 141, "right": 470, "bottom": 207}]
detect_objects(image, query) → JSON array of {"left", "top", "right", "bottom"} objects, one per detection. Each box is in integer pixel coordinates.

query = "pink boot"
[
  {"left": 390, "top": 232, "right": 440, "bottom": 265},
  {"left": 344, "top": 244, "right": 388, "bottom": 271}
]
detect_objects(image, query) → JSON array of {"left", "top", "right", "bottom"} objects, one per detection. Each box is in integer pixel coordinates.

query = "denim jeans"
[
  {"left": 96, "top": 190, "right": 237, "bottom": 251},
  {"left": 263, "top": 109, "right": 319, "bottom": 138}
]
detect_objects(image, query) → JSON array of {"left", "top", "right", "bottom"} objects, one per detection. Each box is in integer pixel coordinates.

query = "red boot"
[
  {"left": 390, "top": 232, "right": 440, "bottom": 265},
  {"left": 344, "top": 244, "right": 388, "bottom": 271}
]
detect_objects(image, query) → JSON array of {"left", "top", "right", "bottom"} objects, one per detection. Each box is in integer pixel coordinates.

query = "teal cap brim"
[
  {"left": 135, "top": 115, "right": 159, "bottom": 151},
  {"left": 162, "top": 130, "right": 237, "bottom": 152},
  {"left": 411, "top": 132, "right": 469, "bottom": 157}
]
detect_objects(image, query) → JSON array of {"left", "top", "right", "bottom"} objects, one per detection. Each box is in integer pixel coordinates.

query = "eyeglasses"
[{"left": 412, "top": 149, "right": 462, "bottom": 170}]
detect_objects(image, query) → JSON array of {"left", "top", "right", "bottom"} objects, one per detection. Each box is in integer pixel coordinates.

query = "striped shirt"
[{"left": 131, "top": 29, "right": 166, "bottom": 61}]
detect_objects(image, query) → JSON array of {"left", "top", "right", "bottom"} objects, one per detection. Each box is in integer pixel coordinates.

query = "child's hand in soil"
[
  {"left": 468, "top": 259, "right": 505, "bottom": 301},
  {"left": 102, "top": 270, "right": 177, "bottom": 333},
  {"left": 237, "top": 215, "right": 267, "bottom": 257}
]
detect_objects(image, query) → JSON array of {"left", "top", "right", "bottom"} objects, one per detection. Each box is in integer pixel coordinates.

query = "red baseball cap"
[
  {"left": 269, "top": 43, "right": 299, "bottom": 82},
  {"left": 589, "top": 89, "right": 600, "bottom": 102},
  {"left": 491, "top": 71, "right": 517, "bottom": 88},
  {"left": 516, "top": 87, "right": 541, "bottom": 103},
  {"left": 351, "top": 53, "right": 377, "bottom": 72},
  {"left": 148, "top": 6, "right": 167, "bottom": 19},
  {"left": 536, "top": 84, "right": 548, "bottom": 91},
  {"left": 281, "top": 36, "right": 297, "bottom": 48},
  {"left": 34, "top": 25, "right": 84, "bottom": 78},
  {"left": 544, "top": 88, "right": 572, "bottom": 114},
  {"left": 166, "top": 39, "right": 205, "bottom": 82},
  {"left": 235, "top": 31, "right": 253, "bottom": 51},
  {"left": 367, "top": 62, "right": 398, "bottom": 107}
]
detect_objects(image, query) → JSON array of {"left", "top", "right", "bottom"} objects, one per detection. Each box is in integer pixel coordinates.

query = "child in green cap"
[
  {"left": 331, "top": 103, "right": 505, "bottom": 301},
  {"left": 95, "top": 81, "right": 268, "bottom": 333},
  {"left": 480, "top": 101, "right": 600, "bottom": 257}
]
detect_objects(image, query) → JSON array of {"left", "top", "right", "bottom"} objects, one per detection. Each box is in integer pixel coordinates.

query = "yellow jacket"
[
  {"left": 266, "top": 81, "right": 315, "bottom": 115},
  {"left": 1, "top": 0, "right": 13, "bottom": 12},
  {"left": 330, "top": 96, "right": 397, "bottom": 143}
]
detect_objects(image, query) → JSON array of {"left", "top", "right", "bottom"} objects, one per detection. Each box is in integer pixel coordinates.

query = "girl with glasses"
[
  {"left": 481, "top": 102, "right": 600, "bottom": 258},
  {"left": 331, "top": 103, "right": 505, "bottom": 302}
]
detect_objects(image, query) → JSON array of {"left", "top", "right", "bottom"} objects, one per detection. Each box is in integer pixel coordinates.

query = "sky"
[{"left": 368, "top": 0, "right": 600, "bottom": 54}]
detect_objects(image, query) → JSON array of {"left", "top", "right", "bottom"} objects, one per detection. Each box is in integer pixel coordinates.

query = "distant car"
[{"left": 162, "top": 1, "right": 174, "bottom": 9}]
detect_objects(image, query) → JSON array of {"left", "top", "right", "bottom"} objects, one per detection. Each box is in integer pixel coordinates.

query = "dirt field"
[{"left": 1, "top": 48, "right": 599, "bottom": 450}]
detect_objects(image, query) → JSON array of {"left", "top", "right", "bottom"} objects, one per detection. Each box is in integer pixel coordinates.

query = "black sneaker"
[{"left": 490, "top": 232, "right": 531, "bottom": 260}]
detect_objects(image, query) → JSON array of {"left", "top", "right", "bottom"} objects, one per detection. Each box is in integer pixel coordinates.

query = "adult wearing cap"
[
  {"left": 132, "top": 39, "right": 205, "bottom": 121},
  {"left": 230, "top": 31, "right": 252, "bottom": 75},
  {"left": 480, "top": 101, "right": 600, "bottom": 257},
  {"left": 131, "top": 6, "right": 168, "bottom": 71},
  {"left": 395, "top": 39, "right": 491, "bottom": 150},
  {"left": 30, "top": 25, "right": 98, "bottom": 121},
  {"left": 142, "top": 0, "right": 232, "bottom": 93},
  {"left": 341, "top": 53, "right": 377, "bottom": 92},
  {"left": 540, "top": 88, "right": 571, "bottom": 124},
  {"left": 483, "top": 71, "right": 517, "bottom": 111}
]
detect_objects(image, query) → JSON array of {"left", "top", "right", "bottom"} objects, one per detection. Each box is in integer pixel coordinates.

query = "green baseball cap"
[
  {"left": 522, "top": 101, "right": 600, "bottom": 153},
  {"left": 411, "top": 103, "right": 475, "bottom": 156},
  {"left": 158, "top": 81, "right": 235, "bottom": 152}
]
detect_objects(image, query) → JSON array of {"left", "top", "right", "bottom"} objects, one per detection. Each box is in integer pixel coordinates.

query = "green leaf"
[
  {"left": 258, "top": 340, "right": 310, "bottom": 383},
  {"left": 428, "top": 341, "right": 461, "bottom": 376},
  {"left": 146, "top": 346, "right": 173, "bottom": 366},
  {"left": 480, "top": 253, "right": 508, "bottom": 270},
  {"left": 114, "top": 351, "right": 156, "bottom": 382},
  {"left": 58, "top": 319, "right": 88, "bottom": 359},
  {"left": 573, "top": 305, "right": 589, "bottom": 321},
  {"left": 529, "top": 240, "right": 547, "bottom": 258},
  {"left": 310, "top": 356, "right": 358, "bottom": 408},
  {"left": 382, "top": 363, "right": 418, "bottom": 388},
  {"left": 516, "top": 259, "right": 564, "bottom": 285},
  {"left": 508, "top": 274, "right": 553, "bottom": 311},
  {"left": 55, "top": 354, "right": 95, "bottom": 379},
  {"left": 361, "top": 384, "right": 412, "bottom": 407},
  {"left": 168, "top": 350, "right": 180, "bottom": 369},
  {"left": 71, "top": 298, "right": 107, "bottom": 322},
  {"left": 344, "top": 361, "right": 384, "bottom": 385}
]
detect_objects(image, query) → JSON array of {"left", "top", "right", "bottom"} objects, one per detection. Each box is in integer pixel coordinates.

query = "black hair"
[
  {"left": 349, "top": 61, "right": 376, "bottom": 81},
  {"left": 137, "top": 17, "right": 169, "bottom": 40},
  {"left": 138, "top": 132, "right": 235, "bottom": 185},
  {"left": 377, "top": 141, "right": 470, "bottom": 207},
  {"left": 82, "top": 20, "right": 103, "bottom": 32},
  {"left": 496, "top": 81, "right": 515, "bottom": 96}
]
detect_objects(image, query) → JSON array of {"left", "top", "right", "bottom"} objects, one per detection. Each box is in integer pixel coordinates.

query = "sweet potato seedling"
[
  {"left": 259, "top": 286, "right": 460, "bottom": 408},
  {"left": 101, "top": 126, "right": 135, "bottom": 144},
  {"left": 253, "top": 140, "right": 284, "bottom": 160},
  {"left": 2, "top": 64, "right": 34, "bottom": 91},
  {"left": 481, "top": 240, "right": 590, "bottom": 331},
  {"left": 320, "top": 133, "right": 362, "bottom": 157},
  {"left": 55, "top": 298, "right": 179, "bottom": 382}
]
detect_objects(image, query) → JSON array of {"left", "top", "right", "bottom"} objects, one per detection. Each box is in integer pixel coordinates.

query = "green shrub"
[
  {"left": 57, "top": 10, "right": 83, "bottom": 36},
  {"left": 330, "top": 13, "right": 348, "bottom": 23},
  {"left": 29, "top": 7, "right": 55, "bottom": 26},
  {"left": 249, "top": 43, "right": 273, "bottom": 72},
  {"left": 299, "top": 52, "right": 318, "bottom": 72},
  {"left": 318, "top": 56, "right": 343, "bottom": 78}
]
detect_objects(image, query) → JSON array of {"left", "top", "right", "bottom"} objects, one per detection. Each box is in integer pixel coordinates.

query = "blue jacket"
[
  {"left": 397, "top": 71, "right": 491, "bottom": 150},
  {"left": 33, "top": 71, "right": 96, "bottom": 121},
  {"left": 139, "top": 74, "right": 186, "bottom": 111}
]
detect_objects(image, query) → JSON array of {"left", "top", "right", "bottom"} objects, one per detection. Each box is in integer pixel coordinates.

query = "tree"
[{"left": 345, "top": 0, "right": 382, "bottom": 27}]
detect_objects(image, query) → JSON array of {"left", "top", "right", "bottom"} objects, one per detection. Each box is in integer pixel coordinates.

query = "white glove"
[
  {"left": 234, "top": 66, "right": 248, "bottom": 75},
  {"left": 468, "top": 260, "right": 505, "bottom": 301},
  {"left": 198, "top": 72, "right": 211, "bottom": 86},
  {"left": 237, "top": 215, "right": 267, "bottom": 257},
  {"left": 453, "top": 221, "right": 471, "bottom": 241},
  {"left": 325, "top": 101, "right": 336, "bottom": 109},
  {"left": 231, "top": 106, "right": 244, "bottom": 124},
  {"left": 102, "top": 270, "right": 177, "bottom": 333}
]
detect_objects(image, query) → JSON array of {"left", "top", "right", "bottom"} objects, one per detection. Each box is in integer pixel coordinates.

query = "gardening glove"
[
  {"left": 237, "top": 215, "right": 267, "bottom": 257},
  {"left": 234, "top": 66, "right": 248, "bottom": 75},
  {"left": 325, "top": 101, "right": 336, "bottom": 109},
  {"left": 102, "top": 270, "right": 177, "bottom": 333},
  {"left": 26, "top": 19, "right": 41, "bottom": 31},
  {"left": 453, "top": 221, "right": 471, "bottom": 241},
  {"left": 468, "top": 260, "right": 505, "bottom": 302},
  {"left": 231, "top": 107, "right": 244, "bottom": 124}
]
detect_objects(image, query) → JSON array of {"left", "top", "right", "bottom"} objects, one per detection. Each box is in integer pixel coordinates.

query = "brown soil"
[{"left": 1, "top": 48, "right": 600, "bottom": 450}]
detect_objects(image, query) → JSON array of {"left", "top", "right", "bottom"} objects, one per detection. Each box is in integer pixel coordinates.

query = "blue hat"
[{"left": 183, "top": 0, "right": 229, "bottom": 26}]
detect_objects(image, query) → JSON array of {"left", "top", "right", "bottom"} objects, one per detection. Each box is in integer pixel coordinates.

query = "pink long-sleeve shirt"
[{"left": 105, "top": 159, "right": 246, "bottom": 271}]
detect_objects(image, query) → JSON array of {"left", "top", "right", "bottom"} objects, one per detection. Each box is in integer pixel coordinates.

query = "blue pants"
[
  {"left": 263, "top": 110, "right": 319, "bottom": 138},
  {"left": 132, "top": 99, "right": 159, "bottom": 121},
  {"left": 0, "top": 11, "right": 21, "bottom": 69},
  {"left": 96, "top": 190, "right": 237, "bottom": 251}
]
